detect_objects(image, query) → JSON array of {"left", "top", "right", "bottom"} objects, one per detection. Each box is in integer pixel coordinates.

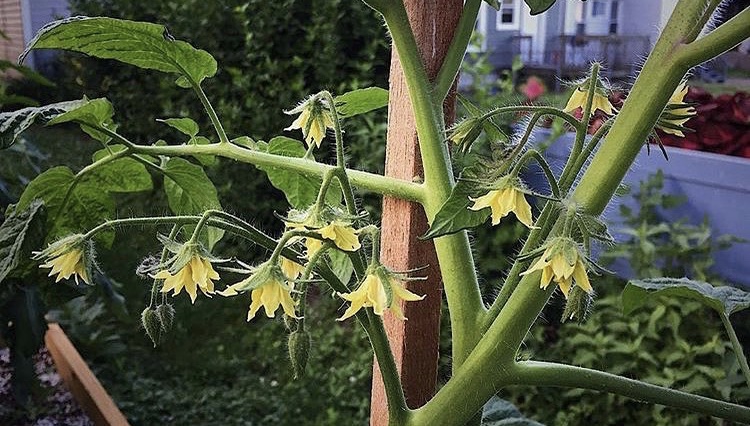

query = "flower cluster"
[
  {"left": 469, "top": 177, "right": 534, "bottom": 228},
  {"left": 337, "top": 266, "right": 424, "bottom": 321},
  {"left": 285, "top": 96, "right": 335, "bottom": 148},
  {"left": 220, "top": 260, "right": 298, "bottom": 320},
  {"left": 34, "top": 234, "right": 93, "bottom": 285},
  {"left": 521, "top": 237, "right": 593, "bottom": 298}
]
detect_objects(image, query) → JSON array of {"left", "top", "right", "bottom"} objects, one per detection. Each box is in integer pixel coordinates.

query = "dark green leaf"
[
  {"left": 335, "top": 87, "right": 388, "bottom": 118},
  {"left": 524, "top": 0, "right": 557, "bottom": 15},
  {"left": 422, "top": 180, "right": 487, "bottom": 239},
  {"left": 157, "top": 117, "right": 199, "bottom": 137},
  {"left": 47, "top": 97, "right": 116, "bottom": 142},
  {"left": 258, "top": 136, "right": 341, "bottom": 208},
  {"left": 163, "top": 157, "right": 223, "bottom": 248},
  {"left": 0, "top": 99, "right": 86, "bottom": 149},
  {"left": 17, "top": 166, "right": 115, "bottom": 246},
  {"left": 0, "top": 200, "right": 45, "bottom": 283},
  {"left": 89, "top": 148, "right": 153, "bottom": 193},
  {"left": 22, "top": 17, "right": 217, "bottom": 86},
  {"left": 623, "top": 278, "right": 750, "bottom": 316}
]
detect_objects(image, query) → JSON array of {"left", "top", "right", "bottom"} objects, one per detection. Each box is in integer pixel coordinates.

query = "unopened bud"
[
  {"left": 288, "top": 330, "right": 311, "bottom": 379},
  {"left": 156, "top": 303, "right": 175, "bottom": 333},
  {"left": 561, "top": 286, "right": 592, "bottom": 323},
  {"left": 141, "top": 306, "right": 161, "bottom": 347}
]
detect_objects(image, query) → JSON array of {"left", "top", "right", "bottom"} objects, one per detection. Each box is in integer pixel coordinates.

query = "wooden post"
[{"left": 370, "top": 2, "right": 462, "bottom": 424}]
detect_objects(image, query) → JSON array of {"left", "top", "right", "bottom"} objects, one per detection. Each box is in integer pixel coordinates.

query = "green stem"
[
  {"left": 434, "top": 0, "right": 482, "bottom": 101},
  {"left": 188, "top": 209, "right": 224, "bottom": 243},
  {"left": 512, "top": 361, "right": 750, "bottom": 423},
  {"left": 720, "top": 313, "right": 750, "bottom": 388},
  {"left": 683, "top": 0, "right": 722, "bottom": 43},
  {"left": 382, "top": 0, "right": 485, "bottom": 367},
  {"left": 677, "top": 7, "right": 750, "bottom": 67},
  {"left": 513, "top": 150, "right": 560, "bottom": 199},
  {"left": 320, "top": 91, "right": 346, "bottom": 169},
  {"left": 127, "top": 141, "right": 424, "bottom": 202},
  {"left": 481, "top": 105, "right": 582, "bottom": 132},
  {"left": 191, "top": 82, "right": 230, "bottom": 144},
  {"left": 150, "top": 224, "right": 180, "bottom": 307}
]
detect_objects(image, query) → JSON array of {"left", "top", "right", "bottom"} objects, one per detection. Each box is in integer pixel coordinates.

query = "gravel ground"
[{"left": 0, "top": 348, "right": 92, "bottom": 426}]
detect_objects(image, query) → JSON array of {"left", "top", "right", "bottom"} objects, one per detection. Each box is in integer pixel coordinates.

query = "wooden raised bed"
[{"left": 44, "top": 323, "right": 130, "bottom": 426}]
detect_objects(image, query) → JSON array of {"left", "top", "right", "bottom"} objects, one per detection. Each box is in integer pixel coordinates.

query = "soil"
[{"left": 0, "top": 347, "right": 92, "bottom": 426}]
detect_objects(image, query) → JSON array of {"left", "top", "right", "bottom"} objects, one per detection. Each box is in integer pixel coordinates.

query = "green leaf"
[
  {"left": 47, "top": 97, "right": 116, "bottom": 142},
  {"left": 623, "top": 278, "right": 750, "bottom": 316},
  {"left": 89, "top": 148, "right": 153, "bottom": 193},
  {"left": 0, "top": 200, "right": 46, "bottom": 283},
  {"left": 157, "top": 117, "right": 199, "bottom": 137},
  {"left": 163, "top": 158, "right": 223, "bottom": 248},
  {"left": 335, "top": 87, "right": 388, "bottom": 118},
  {"left": 524, "top": 0, "right": 557, "bottom": 15},
  {"left": 22, "top": 17, "right": 217, "bottom": 86},
  {"left": 0, "top": 99, "right": 86, "bottom": 149},
  {"left": 483, "top": 0, "right": 500, "bottom": 10},
  {"left": 17, "top": 167, "right": 115, "bottom": 246},
  {"left": 328, "top": 249, "right": 354, "bottom": 286},
  {"left": 258, "top": 137, "right": 341, "bottom": 208},
  {"left": 423, "top": 180, "right": 487, "bottom": 239}
]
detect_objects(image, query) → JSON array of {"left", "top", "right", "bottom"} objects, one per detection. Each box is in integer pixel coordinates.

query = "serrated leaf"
[
  {"left": 88, "top": 148, "right": 153, "bottom": 193},
  {"left": 0, "top": 99, "right": 86, "bottom": 149},
  {"left": 524, "top": 0, "right": 557, "bottom": 15},
  {"left": 623, "top": 278, "right": 750, "bottom": 316},
  {"left": 17, "top": 166, "right": 115, "bottom": 246},
  {"left": 158, "top": 117, "right": 199, "bottom": 137},
  {"left": 258, "top": 136, "right": 341, "bottom": 208},
  {"left": 163, "top": 157, "right": 223, "bottom": 248},
  {"left": 335, "top": 87, "right": 388, "bottom": 118},
  {"left": 423, "top": 180, "right": 487, "bottom": 239},
  {"left": 46, "top": 97, "right": 115, "bottom": 142},
  {"left": 22, "top": 16, "right": 217, "bottom": 87},
  {"left": 0, "top": 200, "right": 45, "bottom": 283}
]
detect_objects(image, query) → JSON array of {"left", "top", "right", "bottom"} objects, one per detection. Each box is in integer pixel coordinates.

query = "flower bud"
[
  {"left": 141, "top": 306, "right": 162, "bottom": 347},
  {"left": 288, "top": 330, "right": 311, "bottom": 379},
  {"left": 156, "top": 303, "right": 175, "bottom": 333},
  {"left": 561, "top": 286, "right": 592, "bottom": 323}
]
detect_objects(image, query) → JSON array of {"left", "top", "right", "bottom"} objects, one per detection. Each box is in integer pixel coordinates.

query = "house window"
[
  {"left": 591, "top": 1, "right": 606, "bottom": 17},
  {"left": 496, "top": 0, "right": 520, "bottom": 30},
  {"left": 609, "top": 1, "right": 619, "bottom": 34}
]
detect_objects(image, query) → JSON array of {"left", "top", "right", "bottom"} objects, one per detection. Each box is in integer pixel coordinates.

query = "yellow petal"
[
  {"left": 572, "top": 260, "right": 593, "bottom": 294},
  {"left": 391, "top": 280, "right": 425, "bottom": 302},
  {"left": 513, "top": 190, "right": 534, "bottom": 228}
]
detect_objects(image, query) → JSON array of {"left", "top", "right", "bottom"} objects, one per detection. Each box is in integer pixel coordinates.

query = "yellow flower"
[
  {"left": 520, "top": 238, "right": 592, "bottom": 298},
  {"left": 564, "top": 87, "right": 614, "bottom": 116},
  {"left": 246, "top": 277, "right": 297, "bottom": 320},
  {"left": 285, "top": 102, "right": 335, "bottom": 148},
  {"left": 218, "top": 263, "right": 298, "bottom": 320},
  {"left": 281, "top": 257, "right": 305, "bottom": 280},
  {"left": 656, "top": 82, "right": 696, "bottom": 137},
  {"left": 338, "top": 270, "right": 424, "bottom": 321},
  {"left": 155, "top": 255, "right": 219, "bottom": 303},
  {"left": 305, "top": 237, "right": 324, "bottom": 258},
  {"left": 318, "top": 221, "right": 361, "bottom": 252},
  {"left": 469, "top": 186, "right": 533, "bottom": 228},
  {"left": 40, "top": 248, "right": 90, "bottom": 285}
]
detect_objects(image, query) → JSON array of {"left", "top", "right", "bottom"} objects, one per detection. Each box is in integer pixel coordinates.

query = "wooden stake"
[{"left": 370, "top": 2, "right": 462, "bottom": 424}]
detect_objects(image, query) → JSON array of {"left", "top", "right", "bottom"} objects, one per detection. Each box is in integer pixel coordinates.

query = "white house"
[
  {"left": 476, "top": 0, "right": 679, "bottom": 79},
  {"left": 0, "top": 0, "right": 69, "bottom": 71}
]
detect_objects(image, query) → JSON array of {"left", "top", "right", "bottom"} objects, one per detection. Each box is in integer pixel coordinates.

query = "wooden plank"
[
  {"left": 370, "top": 2, "right": 462, "bottom": 425},
  {"left": 45, "top": 323, "right": 130, "bottom": 426}
]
